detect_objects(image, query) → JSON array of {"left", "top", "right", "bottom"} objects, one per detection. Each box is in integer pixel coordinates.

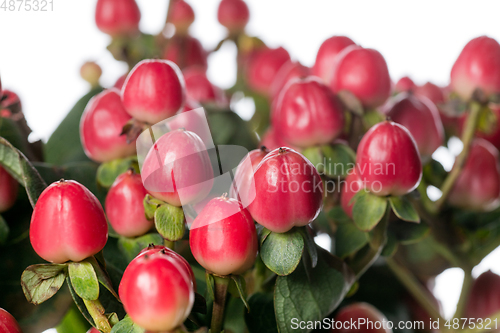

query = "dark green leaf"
[
  {"left": 245, "top": 293, "right": 278, "bottom": 333},
  {"left": 327, "top": 206, "right": 352, "bottom": 224},
  {"left": 0, "top": 117, "right": 30, "bottom": 157},
  {"left": 257, "top": 225, "right": 272, "bottom": 245},
  {"left": 389, "top": 196, "right": 420, "bottom": 223},
  {"left": 381, "top": 231, "right": 399, "bottom": 257},
  {"left": 207, "top": 110, "right": 256, "bottom": 150},
  {"left": 298, "top": 227, "right": 318, "bottom": 268},
  {"left": 192, "top": 292, "right": 207, "bottom": 315},
  {"left": 21, "top": 264, "right": 68, "bottom": 305},
  {"left": 68, "top": 261, "right": 100, "bottom": 301},
  {"left": 322, "top": 144, "right": 356, "bottom": 178},
  {"left": 390, "top": 221, "right": 430, "bottom": 245},
  {"left": 260, "top": 229, "right": 304, "bottom": 276},
  {"left": 154, "top": 204, "right": 185, "bottom": 241},
  {"left": 110, "top": 315, "right": 145, "bottom": 333},
  {"left": 231, "top": 275, "right": 249, "bottom": 311},
  {"left": 88, "top": 257, "right": 120, "bottom": 300},
  {"left": 274, "top": 248, "right": 355, "bottom": 333},
  {"left": 44, "top": 88, "right": 103, "bottom": 165},
  {"left": 335, "top": 222, "right": 369, "bottom": 258},
  {"left": 117, "top": 233, "right": 163, "bottom": 262},
  {"left": 97, "top": 157, "right": 139, "bottom": 188},
  {"left": 224, "top": 296, "right": 246, "bottom": 333},
  {"left": 67, "top": 276, "right": 95, "bottom": 328},
  {"left": 0, "top": 215, "right": 9, "bottom": 245},
  {"left": 352, "top": 190, "right": 388, "bottom": 231}
]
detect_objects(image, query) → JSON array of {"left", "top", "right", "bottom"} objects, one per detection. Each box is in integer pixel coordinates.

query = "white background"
[{"left": 1, "top": 0, "right": 500, "bottom": 324}]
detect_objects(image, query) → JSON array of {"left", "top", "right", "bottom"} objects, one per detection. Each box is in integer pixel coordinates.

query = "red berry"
[
  {"left": 169, "top": 0, "right": 195, "bottom": 34},
  {"left": 230, "top": 146, "right": 270, "bottom": 205},
  {"left": 86, "top": 328, "right": 99, "bottom": 333},
  {"left": 80, "top": 89, "right": 136, "bottom": 163},
  {"left": 333, "top": 303, "right": 392, "bottom": 333},
  {"left": 330, "top": 46, "right": 391, "bottom": 109},
  {"left": 163, "top": 35, "right": 208, "bottom": 72},
  {"left": 105, "top": 170, "right": 153, "bottom": 238},
  {"left": 247, "top": 147, "right": 324, "bottom": 233},
  {"left": 356, "top": 121, "right": 422, "bottom": 196},
  {"left": 217, "top": 0, "right": 250, "bottom": 33},
  {"left": 138, "top": 245, "right": 196, "bottom": 290},
  {"left": 246, "top": 47, "right": 291, "bottom": 95},
  {"left": 182, "top": 67, "right": 226, "bottom": 105},
  {"left": 448, "top": 139, "right": 500, "bottom": 211},
  {"left": 141, "top": 129, "right": 214, "bottom": 206},
  {"left": 29, "top": 180, "right": 108, "bottom": 263},
  {"left": 113, "top": 73, "right": 128, "bottom": 90},
  {"left": 270, "top": 60, "right": 310, "bottom": 100},
  {"left": 190, "top": 196, "right": 258, "bottom": 275},
  {"left": 95, "top": 0, "right": 141, "bottom": 37},
  {"left": 394, "top": 76, "right": 415, "bottom": 93},
  {"left": 0, "top": 308, "right": 22, "bottom": 333},
  {"left": 385, "top": 93, "right": 444, "bottom": 158},
  {"left": 0, "top": 90, "right": 21, "bottom": 112},
  {"left": 122, "top": 60, "right": 186, "bottom": 124},
  {"left": 451, "top": 36, "right": 500, "bottom": 100},
  {"left": 465, "top": 270, "right": 500, "bottom": 319},
  {"left": 119, "top": 251, "right": 194, "bottom": 331},
  {"left": 414, "top": 82, "right": 445, "bottom": 104},
  {"left": 80, "top": 61, "right": 102, "bottom": 87},
  {"left": 272, "top": 77, "right": 345, "bottom": 148},
  {"left": 0, "top": 166, "right": 18, "bottom": 213},
  {"left": 340, "top": 169, "right": 364, "bottom": 219},
  {"left": 312, "top": 36, "right": 355, "bottom": 84}
]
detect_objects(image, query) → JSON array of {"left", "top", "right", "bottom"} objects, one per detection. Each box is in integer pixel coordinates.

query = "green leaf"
[
  {"left": 260, "top": 229, "right": 304, "bottom": 276},
  {"left": 362, "top": 110, "right": 385, "bottom": 130},
  {"left": 110, "top": 315, "right": 145, "bottom": 333},
  {"left": 21, "top": 263, "right": 68, "bottom": 305},
  {"left": 154, "top": 204, "right": 185, "bottom": 241},
  {"left": 335, "top": 222, "right": 369, "bottom": 258},
  {"left": 56, "top": 305, "right": 91, "bottom": 333},
  {"left": 231, "top": 275, "right": 250, "bottom": 311},
  {"left": 302, "top": 147, "right": 323, "bottom": 174},
  {"left": 67, "top": 276, "right": 95, "bottom": 328},
  {"left": 192, "top": 292, "right": 207, "bottom": 315},
  {"left": 321, "top": 144, "right": 356, "bottom": 178},
  {"left": 44, "top": 88, "right": 103, "bottom": 165},
  {"left": 327, "top": 206, "right": 352, "bottom": 224},
  {"left": 0, "top": 116, "right": 31, "bottom": 158},
  {"left": 143, "top": 194, "right": 164, "bottom": 220},
  {"left": 352, "top": 190, "right": 388, "bottom": 232},
  {"left": 257, "top": 225, "right": 272, "bottom": 245},
  {"left": 381, "top": 231, "right": 399, "bottom": 257},
  {"left": 274, "top": 248, "right": 355, "bottom": 333},
  {"left": 207, "top": 109, "right": 256, "bottom": 150},
  {"left": 205, "top": 271, "right": 215, "bottom": 301},
  {"left": 298, "top": 227, "right": 318, "bottom": 268},
  {"left": 389, "top": 196, "right": 420, "bottom": 223},
  {"left": 245, "top": 293, "right": 278, "bottom": 333},
  {"left": 88, "top": 257, "right": 120, "bottom": 300},
  {"left": 390, "top": 221, "right": 430, "bottom": 245},
  {"left": 117, "top": 233, "right": 164, "bottom": 262},
  {"left": 68, "top": 261, "right": 100, "bottom": 301},
  {"left": 0, "top": 215, "right": 9, "bottom": 245},
  {"left": 0, "top": 137, "right": 47, "bottom": 207},
  {"left": 97, "top": 157, "right": 139, "bottom": 188}
]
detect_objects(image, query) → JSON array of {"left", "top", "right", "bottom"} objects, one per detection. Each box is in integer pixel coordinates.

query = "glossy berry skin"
[
  {"left": 356, "top": 121, "right": 422, "bottom": 197},
  {"left": 394, "top": 76, "right": 415, "bottom": 93},
  {"left": 141, "top": 129, "right": 214, "bottom": 206},
  {"left": 312, "top": 36, "right": 355, "bottom": 84},
  {"left": 230, "top": 146, "right": 269, "bottom": 206},
  {"left": 450, "top": 36, "right": 500, "bottom": 101},
  {"left": 29, "top": 180, "right": 108, "bottom": 263},
  {"left": 330, "top": 46, "right": 391, "bottom": 109},
  {"left": 247, "top": 148, "right": 324, "bottom": 233},
  {"left": 105, "top": 170, "right": 153, "bottom": 238},
  {"left": 121, "top": 59, "right": 185, "bottom": 124},
  {"left": 119, "top": 250, "right": 194, "bottom": 332},
  {"left": 169, "top": 0, "right": 195, "bottom": 34},
  {"left": 183, "top": 67, "right": 226, "bottom": 105},
  {"left": 333, "top": 303, "right": 392, "bottom": 333},
  {"left": 272, "top": 77, "right": 345, "bottom": 148},
  {"left": 0, "top": 308, "right": 22, "bottom": 333},
  {"left": 448, "top": 139, "right": 500, "bottom": 211},
  {"left": 385, "top": 93, "right": 444, "bottom": 158},
  {"left": 270, "top": 60, "right": 310, "bottom": 101},
  {"left": 217, "top": 0, "right": 250, "bottom": 33},
  {"left": 465, "top": 270, "right": 500, "bottom": 319},
  {"left": 138, "top": 245, "right": 196, "bottom": 290},
  {"left": 0, "top": 166, "right": 18, "bottom": 213},
  {"left": 246, "top": 47, "right": 291, "bottom": 95},
  {"left": 190, "top": 196, "right": 258, "bottom": 276},
  {"left": 163, "top": 35, "right": 208, "bottom": 72},
  {"left": 95, "top": 0, "right": 141, "bottom": 37},
  {"left": 340, "top": 169, "right": 364, "bottom": 219},
  {"left": 80, "top": 89, "right": 136, "bottom": 163}
]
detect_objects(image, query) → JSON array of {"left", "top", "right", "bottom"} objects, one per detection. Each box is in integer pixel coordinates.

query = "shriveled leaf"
[
  {"left": 335, "top": 222, "right": 369, "bottom": 258},
  {"left": 21, "top": 264, "right": 68, "bottom": 305},
  {"left": 389, "top": 196, "right": 420, "bottom": 223},
  {"left": 260, "top": 229, "right": 304, "bottom": 276},
  {"left": 154, "top": 204, "right": 185, "bottom": 241},
  {"left": 274, "top": 248, "right": 355, "bottom": 333},
  {"left": 110, "top": 315, "right": 145, "bottom": 333},
  {"left": 352, "top": 190, "right": 388, "bottom": 231},
  {"left": 68, "top": 261, "right": 100, "bottom": 301}
]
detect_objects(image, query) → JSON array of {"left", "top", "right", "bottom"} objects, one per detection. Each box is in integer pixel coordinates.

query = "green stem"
[
  {"left": 83, "top": 299, "right": 112, "bottom": 333},
  {"left": 210, "top": 275, "right": 229, "bottom": 333},
  {"left": 453, "top": 266, "right": 473, "bottom": 320},
  {"left": 434, "top": 101, "right": 482, "bottom": 212},
  {"left": 386, "top": 258, "right": 445, "bottom": 325},
  {"left": 164, "top": 239, "right": 175, "bottom": 250}
]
